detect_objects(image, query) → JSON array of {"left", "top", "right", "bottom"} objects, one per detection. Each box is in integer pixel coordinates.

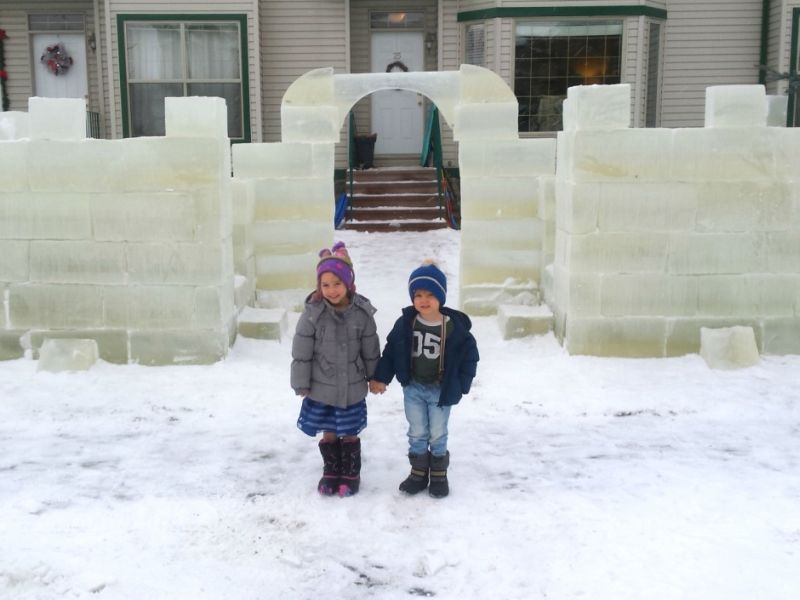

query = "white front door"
[
  {"left": 32, "top": 33, "right": 88, "bottom": 99},
  {"left": 370, "top": 31, "right": 424, "bottom": 155}
]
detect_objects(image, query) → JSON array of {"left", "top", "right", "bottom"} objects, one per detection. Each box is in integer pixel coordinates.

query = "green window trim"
[
  {"left": 117, "top": 13, "right": 251, "bottom": 142},
  {"left": 458, "top": 6, "right": 667, "bottom": 22},
  {"left": 789, "top": 7, "right": 800, "bottom": 127}
]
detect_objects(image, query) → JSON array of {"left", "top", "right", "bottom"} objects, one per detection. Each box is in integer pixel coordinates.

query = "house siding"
[
  {"left": 439, "top": 0, "right": 461, "bottom": 166},
  {"left": 766, "top": 0, "right": 784, "bottom": 94},
  {"left": 660, "top": 0, "right": 762, "bottom": 127},
  {"left": 260, "top": 0, "right": 347, "bottom": 145}
]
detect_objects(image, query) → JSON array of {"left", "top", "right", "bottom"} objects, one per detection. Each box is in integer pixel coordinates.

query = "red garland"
[{"left": 0, "top": 29, "right": 8, "bottom": 41}]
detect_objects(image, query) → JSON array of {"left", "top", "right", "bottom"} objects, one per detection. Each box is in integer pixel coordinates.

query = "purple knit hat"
[{"left": 316, "top": 241, "right": 355, "bottom": 292}]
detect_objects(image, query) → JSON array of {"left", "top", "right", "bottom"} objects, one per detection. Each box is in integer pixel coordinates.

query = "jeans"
[{"left": 404, "top": 381, "right": 451, "bottom": 456}]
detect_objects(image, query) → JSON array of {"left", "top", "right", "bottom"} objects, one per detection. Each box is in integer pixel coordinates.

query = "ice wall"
[
  {"left": 550, "top": 84, "right": 800, "bottom": 357},
  {"left": 231, "top": 142, "right": 334, "bottom": 309},
  {"left": 0, "top": 97, "right": 236, "bottom": 364},
  {"left": 459, "top": 141, "right": 555, "bottom": 314}
]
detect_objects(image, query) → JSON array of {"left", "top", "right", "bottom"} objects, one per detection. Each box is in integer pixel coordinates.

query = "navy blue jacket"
[{"left": 373, "top": 306, "right": 479, "bottom": 407}]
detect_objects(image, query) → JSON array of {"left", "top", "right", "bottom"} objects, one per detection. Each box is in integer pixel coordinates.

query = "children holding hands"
[{"left": 291, "top": 249, "right": 478, "bottom": 499}]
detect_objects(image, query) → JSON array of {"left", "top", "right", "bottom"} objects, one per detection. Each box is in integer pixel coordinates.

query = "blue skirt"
[{"left": 296, "top": 397, "right": 367, "bottom": 437}]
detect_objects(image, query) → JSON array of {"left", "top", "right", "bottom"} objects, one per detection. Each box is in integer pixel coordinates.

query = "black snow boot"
[
  {"left": 338, "top": 437, "right": 361, "bottom": 497},
  {"left": 399, "top": 453, "right": 430, "bottom": 495},
  {"left": 317, "top": 439, "right": 341, "bottom": 496},
  {"left": 428, "top": 451, "right": 450, "bottom": 498}
]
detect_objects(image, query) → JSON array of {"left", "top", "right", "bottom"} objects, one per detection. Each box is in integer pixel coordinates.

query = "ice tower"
[
  {"left": 0, "top": 97, "right": 236, "bottom": 364},
  {"left": 550, "top": 84, "right": 800, "bottom": 356}
]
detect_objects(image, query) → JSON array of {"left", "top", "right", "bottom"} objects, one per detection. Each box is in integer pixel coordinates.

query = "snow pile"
[{"left": 0, "top": 229, "right": 798, "bottom": 599}]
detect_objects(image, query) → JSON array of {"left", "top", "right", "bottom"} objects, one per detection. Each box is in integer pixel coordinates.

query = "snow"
[{"left": 1, "top": 229, "right": 799, "bottom": 599}]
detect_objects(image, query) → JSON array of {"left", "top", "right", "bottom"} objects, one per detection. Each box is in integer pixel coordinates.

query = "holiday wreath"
[{"left": 41, "top": 42, "right": 73, "bottom": 76}]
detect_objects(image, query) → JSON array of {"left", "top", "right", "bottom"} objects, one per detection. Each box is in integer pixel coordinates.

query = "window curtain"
[
  {"left": 187, "top": 24, "right": 239, "bottom": 80},
  {"left": 126, "top": 24, "right": 181, "bottom": 80}
]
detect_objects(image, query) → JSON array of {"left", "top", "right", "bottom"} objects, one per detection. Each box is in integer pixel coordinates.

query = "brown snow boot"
[
  {"left": 428, "top": 451, "right": 450, "bottom": 498},
  {"left": 317, "top": 438, "right": 341, "bottom": 496},
  {"left": 399, "top": 452, "right": 430, "bottom": 495},
  {"left": 338, "top": 437, "right": 361, "bottom": 497}
]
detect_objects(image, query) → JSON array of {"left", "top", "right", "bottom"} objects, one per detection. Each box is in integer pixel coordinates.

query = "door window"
[{"left": 370, "top": 12, "right": 425, "bottom": 30}]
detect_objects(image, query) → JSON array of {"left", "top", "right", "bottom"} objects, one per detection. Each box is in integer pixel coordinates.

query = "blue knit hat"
[{"left": 408, "top": 261, "right": 447, "bottom": 306}]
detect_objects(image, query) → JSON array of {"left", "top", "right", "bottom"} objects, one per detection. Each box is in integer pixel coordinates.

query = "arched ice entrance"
[{"left": 234, "top": 65, "right": 556, "bottom": 314}]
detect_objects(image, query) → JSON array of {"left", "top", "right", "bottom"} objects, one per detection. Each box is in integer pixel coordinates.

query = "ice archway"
[{"left": 247, "top": 65, "right": 557, "bottom": 313}]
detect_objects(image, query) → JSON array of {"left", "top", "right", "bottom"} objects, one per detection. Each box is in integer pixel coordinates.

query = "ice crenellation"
[{"left": 1, "top": 67, "right": 798, "bottom": 363}]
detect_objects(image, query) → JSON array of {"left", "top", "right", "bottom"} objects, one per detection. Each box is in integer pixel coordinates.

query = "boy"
[{"left": 370, "top": 261, "right": 479, "bottom": 498}]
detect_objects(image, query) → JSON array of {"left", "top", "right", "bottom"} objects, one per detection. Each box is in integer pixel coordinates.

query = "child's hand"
[
  {"left": 369, "top": 380, "right": 386, "bottom": 395},
  {"left": 295, "top": 389, "right": 310, "bottom": 397}
]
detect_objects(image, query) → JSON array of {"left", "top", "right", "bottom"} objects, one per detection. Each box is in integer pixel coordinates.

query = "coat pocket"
[
  {"left": 349, "top": 355, "right": 366, "bottom": 382},
  {"left": 315, "top": 354, "right": 336, "bottom": 379}
]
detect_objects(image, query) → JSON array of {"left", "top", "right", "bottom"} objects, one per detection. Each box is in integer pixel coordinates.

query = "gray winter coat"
[{"left": 290, "top": 293, "right": 380, "bottom": 408}]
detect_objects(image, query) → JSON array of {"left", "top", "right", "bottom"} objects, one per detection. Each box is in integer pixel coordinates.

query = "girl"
[{"left": 290, "top": 242, "right": 380, "bottom": 497}]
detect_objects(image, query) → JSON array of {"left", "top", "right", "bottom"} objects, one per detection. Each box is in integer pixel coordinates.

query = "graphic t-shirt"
[{"left": 411, "top": 315, "right": 453, "bottom": 384}]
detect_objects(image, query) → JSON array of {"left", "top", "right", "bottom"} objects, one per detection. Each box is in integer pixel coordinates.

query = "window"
[
  {"left": 645, "top": 23, "right": 662, "bottom": 127},
  {"left": 120, "top": 16, "right": 249, "bottom": 140},
  {"left": 370, "top": 12, "right": 425, "bottom": 30},
  {"left": 514, "top": 21, "right": 622, "bottom": 132},
  {"left": 465, "top": 24, "right": 485, "bottom": 66},
  {"left": 29, "top": 14, "right": 85, "bottom": 32}
]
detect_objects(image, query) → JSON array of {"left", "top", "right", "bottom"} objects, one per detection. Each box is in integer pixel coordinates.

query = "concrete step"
[
  {"left": 347, "top": 206, "right": 443, "bottom": 221},
  {"left": 349, "top": 193, "right": 440, "bottom": 208},
  {"left": 351, "top": 166, "right": 437, "bottom": 182},
  {"left": 342, "top": 220, "right": 449, "bottom": 232},
  {"left": 352, "top": 180, "right": 438, "bottom": 195},
  {"left": 341, "top": 167, "right": 450, "bottom": 231}
]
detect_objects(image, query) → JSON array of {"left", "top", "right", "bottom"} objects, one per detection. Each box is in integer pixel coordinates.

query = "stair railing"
[
  {"left": 420, "top": 104, "right": 460, "bottom": 230},
  {"left": 343, "top": 111, "right": 357, "bottom": 225}
]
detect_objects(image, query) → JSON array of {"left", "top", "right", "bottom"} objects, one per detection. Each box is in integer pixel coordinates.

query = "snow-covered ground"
[{"left": 1, "top": 229, "right": 798, "bottom": 600}]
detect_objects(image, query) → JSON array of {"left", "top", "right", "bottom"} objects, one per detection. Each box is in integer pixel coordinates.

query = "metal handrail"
[
  {"left": 421, "top": 105, "right": 460, "bottom": 229},
  {"left": 86, "top": 111, "right": 101, "bottom": 138},
  {"left": 421, "top": 105, "right": 443, "bottom": 217},
  {"left": 347, "top": 111, "right": 356, "bottom": 220}
]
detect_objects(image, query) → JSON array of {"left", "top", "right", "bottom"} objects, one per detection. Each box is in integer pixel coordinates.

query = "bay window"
[{"left": 514, "top": 21, "right": 622, "bottom": 132}]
